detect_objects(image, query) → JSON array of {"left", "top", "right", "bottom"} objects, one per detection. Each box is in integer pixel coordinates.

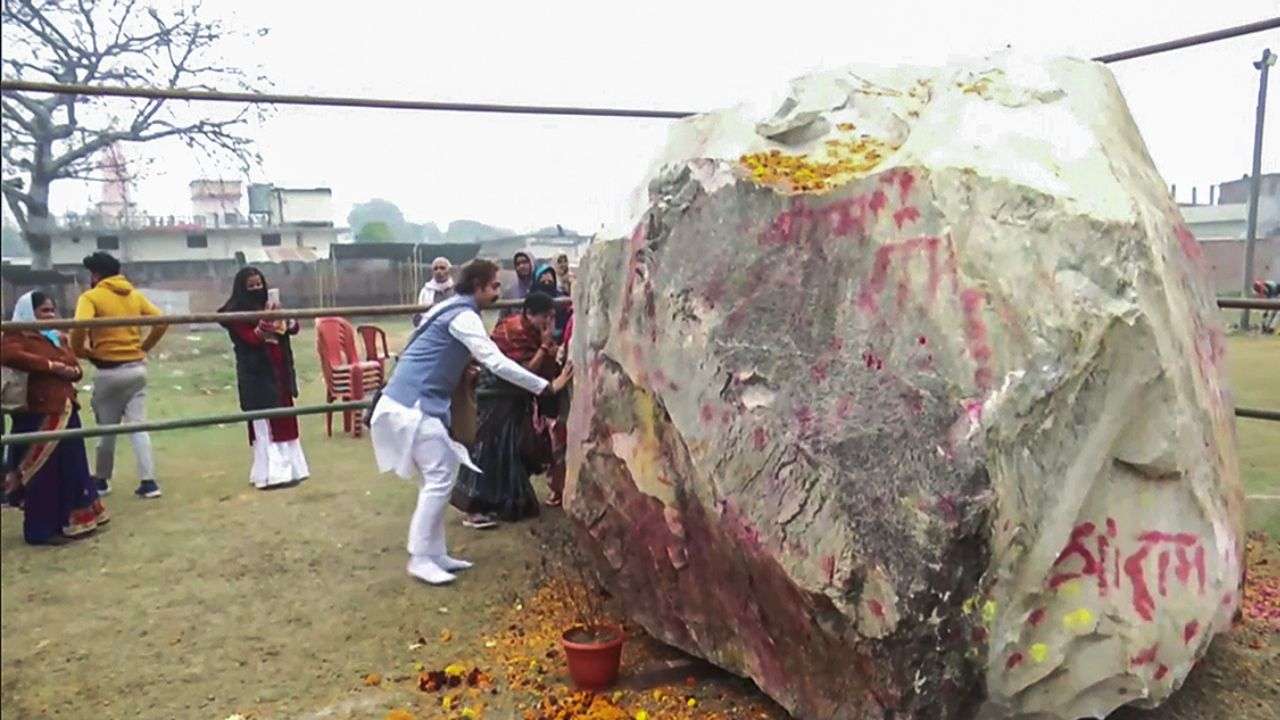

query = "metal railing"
[
  {"left": 1, "top": 296, "right": 1276, "bottom": 446},
  {"left": 0, "top": 297, "right": 567, "bottom": 332}
]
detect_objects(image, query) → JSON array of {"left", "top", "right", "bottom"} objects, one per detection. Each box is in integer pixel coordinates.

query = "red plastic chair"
[
  {"left": 315, "top": 317, "right": 384, "bottom": 437},
  {"left": 356, "top": 324, "right": 394, "bottom": 377}
]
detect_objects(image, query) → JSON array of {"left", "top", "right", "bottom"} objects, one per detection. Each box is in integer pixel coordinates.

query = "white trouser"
[{"left": 405, "top": 421, "right": 461, "bottom": 558}]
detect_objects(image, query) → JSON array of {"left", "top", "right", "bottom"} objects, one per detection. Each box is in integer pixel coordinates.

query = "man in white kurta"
[{"left": 370, "top": 259, "right": 568, "bottom": 586}]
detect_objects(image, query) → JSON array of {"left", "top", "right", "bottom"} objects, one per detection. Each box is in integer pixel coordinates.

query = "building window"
[
  {"left": 260, "top": 233, "right": 282, "bottom": 247},
  {"left": 96, "top": 235, "right": 119, "bottom": 250},
  {"left": 71, "top": 236, "right": 81, "bottom": 244},
  {"left": 224, "top": 212, "right": 240, "bottom": 226},
  {"left": 186, "top": 234, "right": 208, "bottom": 248}
]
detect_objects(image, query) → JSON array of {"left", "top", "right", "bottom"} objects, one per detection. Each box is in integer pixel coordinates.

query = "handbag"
[
  {"left": 1, "top": 366, "right": 28, "bottom": 412},
  {"left": 518, "top": 395, "right": 555, "bottom": 473}
]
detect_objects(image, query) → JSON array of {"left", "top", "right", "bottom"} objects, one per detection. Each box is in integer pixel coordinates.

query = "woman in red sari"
[
  {"left": 451, "top": 291, "right": 560, "bottom": 525},
  {"left": 2, "top": 291, "right": 108, "bottom": 543},
  {"left": 218, "top": 267, "right": 310, "bottom": 489}
]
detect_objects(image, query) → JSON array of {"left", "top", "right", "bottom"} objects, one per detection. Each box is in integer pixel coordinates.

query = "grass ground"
[
  {"left": 1226, "top": 334, "right": 1280, "bottom": 537},
  {"left": 0, "top": 327, "right": 1275, "bottom": 719}
]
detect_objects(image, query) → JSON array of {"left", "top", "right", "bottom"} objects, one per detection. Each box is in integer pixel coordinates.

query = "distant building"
[
  {"left": 1178, "top": 172, "right": 1279, "bottom": 292},
  {"left": 46, "top": 179, "right": 343, "bottom": 269},
  {"left": 1181, "top": 173, "right": 1280, "bottom": 240},
  {"left": 480, "top": 231, "right": 593, "bottom": 266}
]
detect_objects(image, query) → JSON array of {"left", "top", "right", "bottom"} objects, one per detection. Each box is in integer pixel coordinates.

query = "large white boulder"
[{"left": 565, "top": 53, "right": 1243, "bottom": 719}]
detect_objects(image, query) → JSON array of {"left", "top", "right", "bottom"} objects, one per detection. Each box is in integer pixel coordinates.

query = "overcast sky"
[{"left": 34, "top": 0, "right": 1280, "bottom": 234}]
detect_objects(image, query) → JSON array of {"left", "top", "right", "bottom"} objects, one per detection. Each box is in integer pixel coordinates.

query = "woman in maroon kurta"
[{"left": 218, "top": 268, "right": 309, "bottom": 489}]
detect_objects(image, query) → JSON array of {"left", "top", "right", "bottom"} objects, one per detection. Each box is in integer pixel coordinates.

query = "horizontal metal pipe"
[
  {"left": 1215, "top": 297, "right": 1280, "bottom": 310},
  {"left": 0, "top": 387, "right": 525, "bottom": 445},
  {"left": 0, "top": 297, "right": 571, "bottom": 332},
  {"left": 1, "top": 297, "right": 1270, "bottom": 332},
  {"left": 0, "top": 78, "right": 696, "bottom": 119},
  {"left": 0, "top": 401, "right": 368, "bottom": 445},
  {"left": 3, "top": 397, "right": 1276, "bottom": 446},
  {"left": 1091, "top": 17, "right": 1280, "bottom": 63},
  {"left": 1236, "top": 406, "right": 1280, "bottom": 422}
]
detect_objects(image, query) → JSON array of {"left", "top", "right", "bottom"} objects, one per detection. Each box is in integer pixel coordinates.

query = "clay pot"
[{"left": 560, "top": 624, "right": 625, "bottom": 690}]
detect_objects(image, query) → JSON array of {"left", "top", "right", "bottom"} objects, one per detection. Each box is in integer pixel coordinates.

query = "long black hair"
[{"left": 219, "top": 266, "right": 268, "bottom": 313}]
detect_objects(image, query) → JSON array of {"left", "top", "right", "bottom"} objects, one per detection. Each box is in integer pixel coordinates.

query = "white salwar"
[
  {"left": 370, "top": 297, "right": 548, "bottom": 585},
  {"left": 249, "top": 419, "right": 310, "bottom": 488}
]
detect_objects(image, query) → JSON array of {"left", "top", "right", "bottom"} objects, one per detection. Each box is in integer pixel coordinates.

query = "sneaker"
[
  {"left": 95, "top": 477, "right": 111, "bottom": 496},
  {"left": 134, "top": 480, "right": 162, "bottom": 499}
]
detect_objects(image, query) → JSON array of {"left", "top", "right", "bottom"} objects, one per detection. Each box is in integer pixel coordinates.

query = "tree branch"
[{"left": 1, "top": 180, "right": 34, "bottom": 229}]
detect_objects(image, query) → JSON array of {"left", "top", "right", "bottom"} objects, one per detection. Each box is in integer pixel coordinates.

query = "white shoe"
[
  {"left": 431, "top": 555, "right": 474, "bottom": 572},
  {"left": 407, "top": 556, "right": 456, "bottom": 585}
]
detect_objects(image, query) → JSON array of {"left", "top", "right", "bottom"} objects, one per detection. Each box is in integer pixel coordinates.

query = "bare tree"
[{"left": 1, "top": 0, "right": 268, "bottom": 268}]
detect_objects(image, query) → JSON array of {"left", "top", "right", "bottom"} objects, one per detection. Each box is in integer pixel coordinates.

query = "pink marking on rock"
[
  {"left": 868, "top": 599, "right": 885, "bottom": 619},
  {"left": 1107, "top": 517, "right": 1118, "bottom": 538},
  {"left": 869, "top": 189, "right": 888, "bottom": 215},
  {"left": 892, "top": 206, "right": 921, "bottom": 230},
  {"left": 857, "top": 245, "right": 896, "bottom": 314},
  {"left": 918, "top": 335, "right": 928, "bottom": 345},
  {"left": 1028, "top": 608, "right": 1046, "bottom": 626},
  {"left": 1097, "top": 534, "right": 1110, "bottom": 595},
  {"left": 1137, "top": 531, "right": 1198, "bottom": 546},
  {"left": 1158, "top": 550, "right": 1170, "bottom": 597},
  {"left": 963, "top": 399, "right": 984, "bottom": 425},
  {"left": 1175, "top": 547, "right": 1192, "bottom": 586},
  {"left": 1154, "top": 664, "right": 1169, "bottom": 681},
  {"left": 897, "top": 171, "right": 916, "bottom": 204},
  {"left": 959, "top": 288, "right": 993, "bottom": 391},
  {"left": 700, "top": 404, "right": 716, "bottom": 423},
  {"left": 1183, "top": 620, "right": 1200, "bottom": 644},
  {"left": 821, "top": 555, "right": 836, "bottom": 583},
  {"left": 1125, "top": 545, "right": 1156, "bottom": 621},
  {"left": 935, "top": 494, "right": 959, "bottom": 523},
  {"left": 835, "top": 395, "right": 855, "bottom": 420},
  {"left": 810, "top": 361, "right": 829, "bottom": 383},
  {"left": 795, "top": 405, "right": 816, "bottom": 435},
  {"left": 752, "top": 427, "right": 767, "bottom": 451},
  {"left": 1131, "top": 644, "right": 1159, "bottom": 667},
  {"left": 1005, "top": 652, "right": 1024, "bottom": 670},
  {"left": 1175, "top": 224, "right": 1202, "bottom": 264}
]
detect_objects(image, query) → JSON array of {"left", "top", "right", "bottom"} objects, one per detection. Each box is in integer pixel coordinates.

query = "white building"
[{"left": 46, "top": 179, "right": 340, "bottom": 268}]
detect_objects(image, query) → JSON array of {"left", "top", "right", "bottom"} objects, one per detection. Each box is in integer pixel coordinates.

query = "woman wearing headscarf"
[
  {"left": 2, "top": 291, "right": 108, "bottom": 543},
  {"left": 451, "top": 291, "right": 561, "bottom": 525},
  {"left": 532, "top": 262, "right": 570, "bottom": 341},
  {"left": 218, "top": 267, "right": 310, "bottom": 489}
]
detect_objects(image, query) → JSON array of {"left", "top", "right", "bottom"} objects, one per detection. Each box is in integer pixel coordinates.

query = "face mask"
[{"left": 247, "top": 288, "right": 268, "bottom": 306}]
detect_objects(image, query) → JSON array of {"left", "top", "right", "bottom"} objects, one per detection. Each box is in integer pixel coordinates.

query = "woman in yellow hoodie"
[{"left": 70, "top": 252, "right": 167, "bottom": 499}]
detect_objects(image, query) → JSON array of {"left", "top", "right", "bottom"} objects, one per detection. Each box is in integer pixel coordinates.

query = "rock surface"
[{"left": 564, "top": 54, "right": 1243, "bottom": 720}]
